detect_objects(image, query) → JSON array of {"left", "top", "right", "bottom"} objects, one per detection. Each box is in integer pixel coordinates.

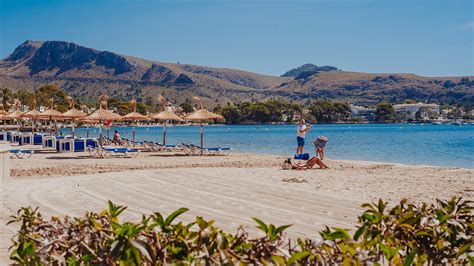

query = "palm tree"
[{"left": 0, "top": 87, "right": 13, "bottom": 111}]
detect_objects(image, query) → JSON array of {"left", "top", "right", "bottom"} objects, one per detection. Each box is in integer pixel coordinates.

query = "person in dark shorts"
[{"left": 296, "top": 119, "right": 311, "bottom": 155}]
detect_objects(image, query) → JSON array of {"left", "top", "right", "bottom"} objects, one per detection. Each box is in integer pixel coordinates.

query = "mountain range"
[{"left": 0, "top": 40, "right": 472, "bottom": 106}]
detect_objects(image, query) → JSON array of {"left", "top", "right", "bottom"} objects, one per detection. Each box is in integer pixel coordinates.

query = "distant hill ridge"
[
  {"left": 281, "top": 63, "right": 339, "bottom": 78},
  {"left": 0, "top": 40, "right": 472, "bottom": 106}
]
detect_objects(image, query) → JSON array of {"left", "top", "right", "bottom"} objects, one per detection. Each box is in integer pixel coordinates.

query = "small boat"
[{"left": 431, "top": 121, "right": 442, "bottom": 125}]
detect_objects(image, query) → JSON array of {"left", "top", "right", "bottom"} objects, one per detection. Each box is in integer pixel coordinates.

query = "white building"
[
  {"left": 350, "top": 105, "right": 375, "bottom": 121},
  {"left": 393, "top": 103, "right": 440, "bottom": 119}
]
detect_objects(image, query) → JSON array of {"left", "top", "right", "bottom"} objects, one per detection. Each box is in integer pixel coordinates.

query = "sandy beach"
[{"left": 1, "top": 149, "right": 473, "bottom": 263}]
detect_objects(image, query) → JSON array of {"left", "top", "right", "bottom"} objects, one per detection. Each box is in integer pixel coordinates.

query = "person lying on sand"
[{"left": 282, "top": 157, "right": 329, "bottom": 170}]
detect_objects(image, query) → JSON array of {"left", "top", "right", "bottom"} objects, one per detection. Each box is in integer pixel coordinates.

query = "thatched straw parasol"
[
  {"left": 121, "top": 99, "right": 149, "bottom": 143},
  {"left": 83, "top": 99, "right": 122, "bottom": 141},
  {"left": 21, "top": 100, "right": 42, "bottom": 133},
  {"left": 5, "top": 100, "right": 24, "bottom": 132},
  {"left": 152, "top": 95, "right": 184, "bottom": 145},
  {"left": 5, "top": 109, "right": 24, "bottom": 119},
  {"left": 185, "top": 108, "right": 223, "bottom": 121},
  {"left": 185, "top": 96, "right": 224, "bottom": 152},
  {"left": 35, "top": 99, "right": 65, "bottom": 135},
  {"left": 62, "top": 97, "right": 88, "bottom": 138},
  {"left": 0, "top": 104, "right": 7, "bottom": 131}
]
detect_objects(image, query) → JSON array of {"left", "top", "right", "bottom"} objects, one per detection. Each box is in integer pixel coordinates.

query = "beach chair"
[
  {"left": 33, "top": 134, "right": 43, "bottom": 145},
  {"left": 122, "top": 138, "right": 145, "bottom": 148},
  {"left": 203, "top": 147, "right": 232, "bottom": 156},
  {"left": 19, "top": 134, "right": 33, "bottom": 145},
  {"left": 87, "top": 145, "right": 105, "bottom": 158},
  {"left": 87, "top": 145, "right": 141, "bottom": 158},
  {"left": 105, "top": 147, "right": 141, "bottom": 157},
  {"left": 158, "top": 143, "right": 181, "bottom": 152},
  {"left": 57, "top": 138, "right": 74, "bottom": 153},
  {"left": 42, "top": 136, "right": 56, "bottom": 149},
  {"left": 10, "top": 149, "right": 34, "bottom": 159},
  {"left": 11, "top": 132, "right": 20, "bottom": 143},
  {"left": 189, "top": 144, "right": 232, "bottom": 156},
  {"left": 181, "top": 143, "right": 199, "bottom": 155},
  {"left": 143, "top": 141, "right": 159, "bottom": 152}
]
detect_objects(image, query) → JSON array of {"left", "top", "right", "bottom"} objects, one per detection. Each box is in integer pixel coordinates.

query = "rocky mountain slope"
[{"left": 0, "top": 40, "right": 472, "bottom": 106}]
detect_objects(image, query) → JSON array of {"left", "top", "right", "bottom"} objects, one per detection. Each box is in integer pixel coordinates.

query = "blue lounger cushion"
[
  {"left": 104, "top": 148, "right": 139, "bottom": 153},
  {"left": 10, "top": 149, "right": 34, "bottom": 153},
  {"left": 205, "top": 147, "right": 231, "bottom": 151},
  {"left": 33, "top": 134, "right": 42, "bottom": 145}
]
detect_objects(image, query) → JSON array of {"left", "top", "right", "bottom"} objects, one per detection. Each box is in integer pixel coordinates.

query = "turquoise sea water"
[{"left": 70, "top": 124, "right": 474, "bottom": 169}]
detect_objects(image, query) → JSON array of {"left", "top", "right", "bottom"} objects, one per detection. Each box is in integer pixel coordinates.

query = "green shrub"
[{"left": 8, "top": 197, "right": 473, "bottom": 265}]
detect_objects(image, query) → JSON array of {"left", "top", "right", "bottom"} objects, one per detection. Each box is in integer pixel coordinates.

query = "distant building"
[
  {"left": 393, "top": 103, "right": 440, "bottom": 119},
  {"left": 350, "top": 105, "right": 375, "bottom": 121}
]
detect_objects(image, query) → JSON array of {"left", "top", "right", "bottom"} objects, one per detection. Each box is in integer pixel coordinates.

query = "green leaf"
[
  {"left": 252, "top": 218, "right": 268, "bottom": 233},
  {"left": 403, "top": 249, "right": 417, "bottom": 266},
  {"left": 288, "top": 251, "right": 311, "bottom": 264},
  {"left": 353, "top": 224, "right": 367, "bottom": 241},
  {"left": 275, "top": 224, "right": 292, "bottom": 234},
  {"left": 271, "top": 255, "right": 286, "bottom": 265},
  {"left": 153, "top": 212, "right": 164, "bottom": 226},
  {"left": 164, "top": 208, "right": 189, "bottom": 226}
]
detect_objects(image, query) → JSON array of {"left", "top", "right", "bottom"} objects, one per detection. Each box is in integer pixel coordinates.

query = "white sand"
[{"left": 1, "top": 150, "right": 473, "bottom": 263}]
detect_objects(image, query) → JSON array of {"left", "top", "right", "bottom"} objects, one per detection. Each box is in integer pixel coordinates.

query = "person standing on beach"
[{"left": 296, "top": 119, "right": 311, "bottom": 155}]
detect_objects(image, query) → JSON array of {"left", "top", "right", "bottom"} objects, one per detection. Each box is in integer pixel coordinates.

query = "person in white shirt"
[{"left": 296, "top": 119, "right": 311, "bottom": 155}]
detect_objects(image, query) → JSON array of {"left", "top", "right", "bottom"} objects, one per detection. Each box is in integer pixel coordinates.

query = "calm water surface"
[{"left": 70, "top": 124, "right": 474, "bottom": 169}]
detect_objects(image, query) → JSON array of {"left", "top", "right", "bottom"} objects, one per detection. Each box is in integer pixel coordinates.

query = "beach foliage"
[{"left": 8, "top": 197, "right": 473, "bottom": 265}]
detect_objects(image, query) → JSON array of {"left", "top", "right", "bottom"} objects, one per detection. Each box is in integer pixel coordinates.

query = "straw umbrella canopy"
[
  {"left": 21, "top": 100, "right": 43, "bottom": 133},
  {"left": 185, "top": 108, "right": 223, "bottom": 121},
  {"left": 152, "top": 95, "right": 184, "bottom": 145},
  {"left": 121, "top": 99, "right": 149, "bottom": 143},
  {"left": 5, "top": 101, "right": 25, "bottom": 132},
  {"left": 185, "top": 97, "right": 223, "bottom": 152},
  {"left": 82, "top": 101, "right": 122, "bottom": 141},
  {"left": 5, "top": 109, "right": 25, "bottom": 119},
  {"left": 62, "top": 97, "right": 88, "bottom": 138},
  {"left": 35, "top": 99, "right": 65, "bottom": 135},
  {"left": 152, "top": 109, "right": 183, "bottom": 145},
  {"left": 0, "top": 104, "right": 8, "bottom": 131}
]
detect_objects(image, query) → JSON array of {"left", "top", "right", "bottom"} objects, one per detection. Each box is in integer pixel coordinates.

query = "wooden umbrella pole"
[
  {"left": 163, "top": 121, "right": 167, "bottom": 145},
  {"left": 99, "top": 123, "right": 103, "bottom": 145},
  {"left": 200, "top": 123, "right": 204, "bottom": 155},
  {"left": 71, "top": 119, "right": 75, "bottom": 139},
  {"left": 132, "top": 120, "right": 136, "bottom": 145}
]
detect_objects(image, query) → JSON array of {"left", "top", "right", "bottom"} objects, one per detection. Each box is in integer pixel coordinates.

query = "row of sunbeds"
[
  {"left": 102, "top": 137, "right": 232, "bottom": 156},
  {"left": 3, "top": 131, "right": 232, "bottom": 159},
  {"left": 85, "top": 142, "right": 231, "bottom": 158}
]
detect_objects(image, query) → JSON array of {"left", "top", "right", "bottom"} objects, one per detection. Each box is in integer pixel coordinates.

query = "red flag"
[{"left": 106, "top": 119, "right": 111, "bottom": 128}]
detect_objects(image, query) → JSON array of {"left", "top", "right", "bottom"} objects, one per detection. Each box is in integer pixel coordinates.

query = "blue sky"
[{"left": 0, "top": 0, "right": 473, "bottom": 77}]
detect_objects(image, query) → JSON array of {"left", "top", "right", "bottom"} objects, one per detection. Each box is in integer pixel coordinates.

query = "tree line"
[{"left": 2, "top": 84, "right": 471, "bottom": 124}]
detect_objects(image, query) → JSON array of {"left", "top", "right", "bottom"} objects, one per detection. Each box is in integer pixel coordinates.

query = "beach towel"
[{"left": 294, "top": 153, "right": 310, "bottom": 160}]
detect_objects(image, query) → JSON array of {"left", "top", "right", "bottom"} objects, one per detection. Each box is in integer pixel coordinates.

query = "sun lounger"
[
  {"left": 10, "top": 149, "right": 34, "bottom": 159},
  {"left": 143, "top": 141, "right": 181, "bottom": 152},
  {"left": 87, "top": 145, "right": 141, "bottom": 158},
  {"left": 33, "top": 134, "right": 43, "bottom": 145},
  {"left": 183, "top": 144, "right": 232, "bottom": 156},
  {"left": 202, "top": 147, "right": 232, "bottom": 156},
  {"left": 181, "top": 143, "right": 199, "bottom": 155}
]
